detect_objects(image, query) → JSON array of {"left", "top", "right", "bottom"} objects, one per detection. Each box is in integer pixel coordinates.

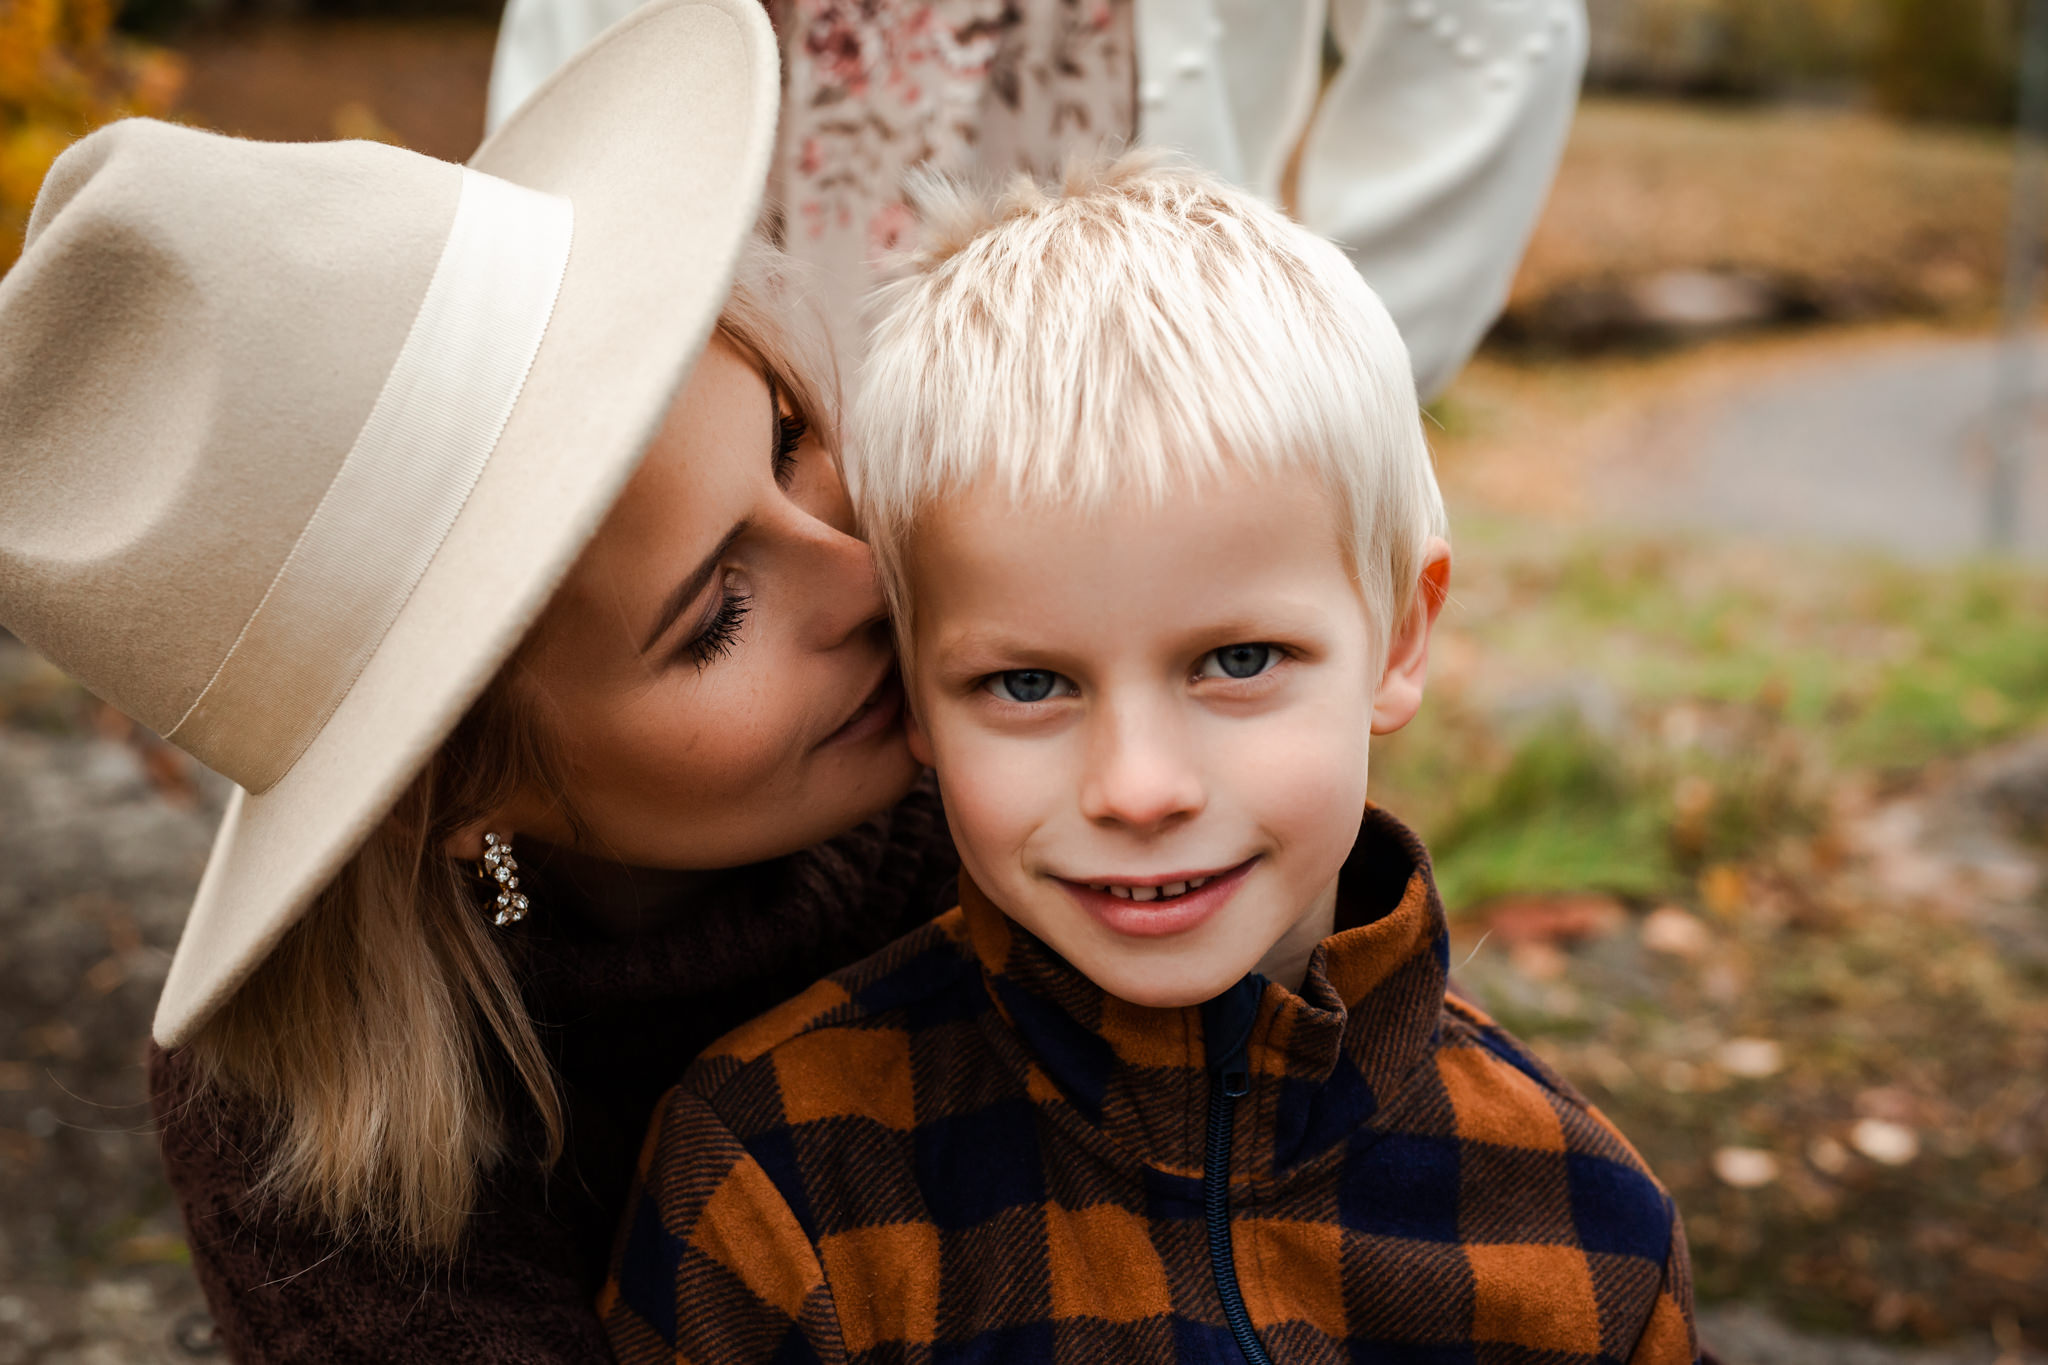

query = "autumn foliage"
[{"left": 0, "top": 0, "right": 184, "bottom": 269}]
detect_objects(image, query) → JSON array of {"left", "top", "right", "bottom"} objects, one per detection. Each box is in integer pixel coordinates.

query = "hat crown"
[{"left": 0, "top": 122, "right": 459, "bottom": 766}]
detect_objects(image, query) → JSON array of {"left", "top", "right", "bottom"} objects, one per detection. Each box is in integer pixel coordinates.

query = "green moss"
[{"left": 1424, "top": 719, "right": 1675, "bottom": 910}]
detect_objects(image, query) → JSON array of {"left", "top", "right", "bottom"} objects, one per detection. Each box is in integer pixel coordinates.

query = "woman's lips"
[
  {"left": 1057, "top": 857, "right": 1259, "bottom": 939},
  {"left": 818, "top": 669, "right": 903, "bottom": 749}
]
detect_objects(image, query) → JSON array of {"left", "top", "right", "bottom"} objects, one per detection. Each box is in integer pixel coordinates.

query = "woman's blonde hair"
[{"left": 178, "top": 237, "right": 838, "bottom": 1255}]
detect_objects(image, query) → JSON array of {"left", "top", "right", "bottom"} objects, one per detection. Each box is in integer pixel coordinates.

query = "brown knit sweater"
[{"left": 149, "top": 780, "right": 957, "bottom": 1364}]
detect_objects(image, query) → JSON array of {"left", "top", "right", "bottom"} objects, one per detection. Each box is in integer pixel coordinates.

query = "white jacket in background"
[{"left": 488, "top": 0, "right": 1586, "bottom": 398}]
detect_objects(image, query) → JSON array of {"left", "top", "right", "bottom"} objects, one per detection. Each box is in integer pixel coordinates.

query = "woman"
[
  {"left": 0, "top": 2, "right": 951, "bottom": 1358},
  {"left": 490, "top": 0, "right": 1590, "bottom": 399}
]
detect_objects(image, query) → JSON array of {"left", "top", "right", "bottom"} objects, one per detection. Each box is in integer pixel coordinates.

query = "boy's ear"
[{"left": 1370, "top": 537, "right": 1452, "bottom": 736}]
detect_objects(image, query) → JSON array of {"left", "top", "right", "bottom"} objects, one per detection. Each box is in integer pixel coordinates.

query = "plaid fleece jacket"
[{"left": 602, "top": 809, "right": 1698, "bottom": 1364}]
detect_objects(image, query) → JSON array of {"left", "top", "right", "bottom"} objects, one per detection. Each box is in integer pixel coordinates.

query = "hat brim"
[{"left": 153, "top": 0, "right": 780, "bottom": 1046}]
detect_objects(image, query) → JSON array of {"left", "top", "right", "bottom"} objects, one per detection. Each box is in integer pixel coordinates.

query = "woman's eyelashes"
[
  {"left": 676, "top": 586, "right": 752, "bottom": 669},
  {"left": 773, "top": 409, "right": 807, "bottom": 487}
]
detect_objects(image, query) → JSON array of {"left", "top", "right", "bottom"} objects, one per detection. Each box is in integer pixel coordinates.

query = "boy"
[{"left": 602, "top": 156, "right": 1697, "bottom": 1365}]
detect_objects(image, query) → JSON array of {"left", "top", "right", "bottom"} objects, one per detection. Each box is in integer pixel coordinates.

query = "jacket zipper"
[{"left": 1201, "top": 977, "right": 1274, "bottom": 1365}]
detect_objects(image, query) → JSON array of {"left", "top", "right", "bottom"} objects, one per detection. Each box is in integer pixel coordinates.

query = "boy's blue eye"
[
  {"left": 989, "top": 669, "right": 1066, "bottom": 704},
  {"left": 1203, "top": 644, "right": 1279, "bottom": 680}
]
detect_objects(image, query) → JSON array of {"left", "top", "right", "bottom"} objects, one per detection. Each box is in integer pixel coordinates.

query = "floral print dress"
[
  {"left": 489, "top": 0, "right": 1591, "bottom": 398},
  {"left": 766, "top": 0, "right": 1135, "bottom": 357}
]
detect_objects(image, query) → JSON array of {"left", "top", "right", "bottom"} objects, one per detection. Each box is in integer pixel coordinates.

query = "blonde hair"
[
  {"left": 178, "top": 236, "right": 837, "bottom": 1255},
  {"left": 851, "top": 152, "right": 1447, "bottom": 663}
]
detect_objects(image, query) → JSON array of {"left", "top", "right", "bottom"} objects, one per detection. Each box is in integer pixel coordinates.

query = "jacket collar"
[{"left": 959, "top": 806, "right": 1449, "bottom": 1180}]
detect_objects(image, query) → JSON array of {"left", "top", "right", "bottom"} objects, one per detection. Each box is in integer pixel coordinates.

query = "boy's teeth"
[{"left": 1089, "top": 874, "right": 1222, "bottom": 900}]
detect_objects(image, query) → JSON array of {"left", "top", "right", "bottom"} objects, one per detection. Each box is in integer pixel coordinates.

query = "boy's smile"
[{"left": 904, "top": 465, "right": 1443, "bottom": 1009}]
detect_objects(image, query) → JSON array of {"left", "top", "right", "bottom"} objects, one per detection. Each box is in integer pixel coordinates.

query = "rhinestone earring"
[{"left": 481, "top": 832, "right": 530, "bottom": 926}]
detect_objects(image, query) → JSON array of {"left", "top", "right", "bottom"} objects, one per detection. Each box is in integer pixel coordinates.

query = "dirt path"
[
  {"left": 1596, "top": 332, "right": 2048, "bottom": 558},
  {"left": 1439, "top": 323, "right": 2048, "bottom": 560}
]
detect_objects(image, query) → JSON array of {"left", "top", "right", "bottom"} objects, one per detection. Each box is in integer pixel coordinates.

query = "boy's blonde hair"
[{"left": 851, "top": 151, "right": 1447, "bottom": 664}]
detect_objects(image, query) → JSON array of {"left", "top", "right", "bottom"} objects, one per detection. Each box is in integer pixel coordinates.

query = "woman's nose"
[
  {"left": 803, "top": 519, "right": 889, "bottom": 647},
  {"left": 1078, "top": 707, "right": 1205, "bottom": 833}
]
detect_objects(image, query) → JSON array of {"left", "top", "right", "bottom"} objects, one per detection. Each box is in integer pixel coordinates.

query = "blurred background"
[{"left": 1, "top": 0, "right": 2045, "bottom": 1360}]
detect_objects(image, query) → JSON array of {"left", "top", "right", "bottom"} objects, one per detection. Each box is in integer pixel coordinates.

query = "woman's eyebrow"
[{"left": 641, "top": 520, "right": 748, "bottom": 654}]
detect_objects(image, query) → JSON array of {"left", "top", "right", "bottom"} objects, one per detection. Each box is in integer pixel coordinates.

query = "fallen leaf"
[
  {"left": 1808, "top": 1135, "right": 1851, "bottom": 1175},
  {"left": 25, "top": 1022, "right": 81, "bottom": 1060},
  {"left": 83, "top": 955, "right": 126, "bottom": 996},
  {"left": 1641, "top": 905, "right": 1711, "bottom": 958},
  {"left": 114, "top": 1233, "right": 188, "bottom": 1266},
  {"left": 1701, "top": 864, "right": 1746, "bottom": 919},
  {"left": 1713, "top": 1147, "right": 1781, "bottom": 1188},
  {"left": 1716, "top": 1037, "right": 1784, "bottom": 1079},
  {"left": 1965, "top": 1246, "right": 2043, "bottom": 1283},
  {"left": 1510, "top": 941, "right": 1568, "bottom": 982},
  {"left": 1856, "top": 1087, "right": 1921, "bottom": 1123},
  {"left": 1478, "top": 893, "right": 1626, "bottom": 946},
  {"left": 1850, "top": 1118, "right": 1919, "bottom": 1166}
]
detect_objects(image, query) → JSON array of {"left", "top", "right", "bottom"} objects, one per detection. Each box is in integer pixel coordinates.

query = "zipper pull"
[{"left": 1201, "top": 974, "right": 1264, "bottom": 1098}]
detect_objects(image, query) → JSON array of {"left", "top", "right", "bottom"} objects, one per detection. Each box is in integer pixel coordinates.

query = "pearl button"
[
  {"left": 1175, "top": 49, "right": 1207, "bottom": 77},
  {"left": 1457, "top": 33, "right": 1485, "bottom": 61},
  {"left": 1433, "top": 13, "right": 1459, "bottom": 39},
  {"left": 1405, "top": 0, "right": 1436, "bottom": 19}
]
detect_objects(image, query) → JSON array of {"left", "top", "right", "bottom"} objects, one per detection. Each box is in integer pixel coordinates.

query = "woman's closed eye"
[
  {"left": 767, "top": 368, "right": 808, "bottom": 489},
  {"left": 1197, "top": 644, "right": 1282, "bottom": 681},
  {"left": 986, "top": 669, "right": 1076, "bottom": 704},
  {"left": 773, "top": 408, "right": 806, "bottom": 487},
  {"left": 676, "top": 584, "right": 751, "bottom": 669}
]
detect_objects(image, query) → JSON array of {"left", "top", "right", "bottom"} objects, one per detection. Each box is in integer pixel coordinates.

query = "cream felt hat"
[{"left": 0, "top": 0, "right": 779, "bottom": 1047}]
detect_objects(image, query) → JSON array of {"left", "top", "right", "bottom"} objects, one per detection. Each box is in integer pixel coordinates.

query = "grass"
[{"left": 1374, "top": 532, "right": 2048, "bottom": 918}]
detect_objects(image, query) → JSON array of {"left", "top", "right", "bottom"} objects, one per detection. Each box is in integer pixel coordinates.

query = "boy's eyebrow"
[
  {"left": 928, "top": 627, "right": 1056, "bottom": 666},
  {"left": 936, "top": 607, "right": 1334, "bottom": 665}
]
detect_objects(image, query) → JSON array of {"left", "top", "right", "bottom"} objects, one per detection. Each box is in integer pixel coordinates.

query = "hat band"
[{"left": 164, "top": 167, "right": 574, "bottom": 794}]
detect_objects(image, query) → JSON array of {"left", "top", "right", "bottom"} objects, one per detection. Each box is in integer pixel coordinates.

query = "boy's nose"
[{"left": 1078, "top": 709, "right": 1205, "bottom": 832}]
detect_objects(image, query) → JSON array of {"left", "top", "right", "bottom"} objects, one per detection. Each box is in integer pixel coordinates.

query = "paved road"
[{"left": 1602, "top": 332, "right": 2048, "bottom": 559}]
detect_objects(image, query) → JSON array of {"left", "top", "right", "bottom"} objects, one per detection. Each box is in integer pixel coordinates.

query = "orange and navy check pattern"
[{"left": 602, "top": 809, "right": 1698, "bottom": 1365}]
